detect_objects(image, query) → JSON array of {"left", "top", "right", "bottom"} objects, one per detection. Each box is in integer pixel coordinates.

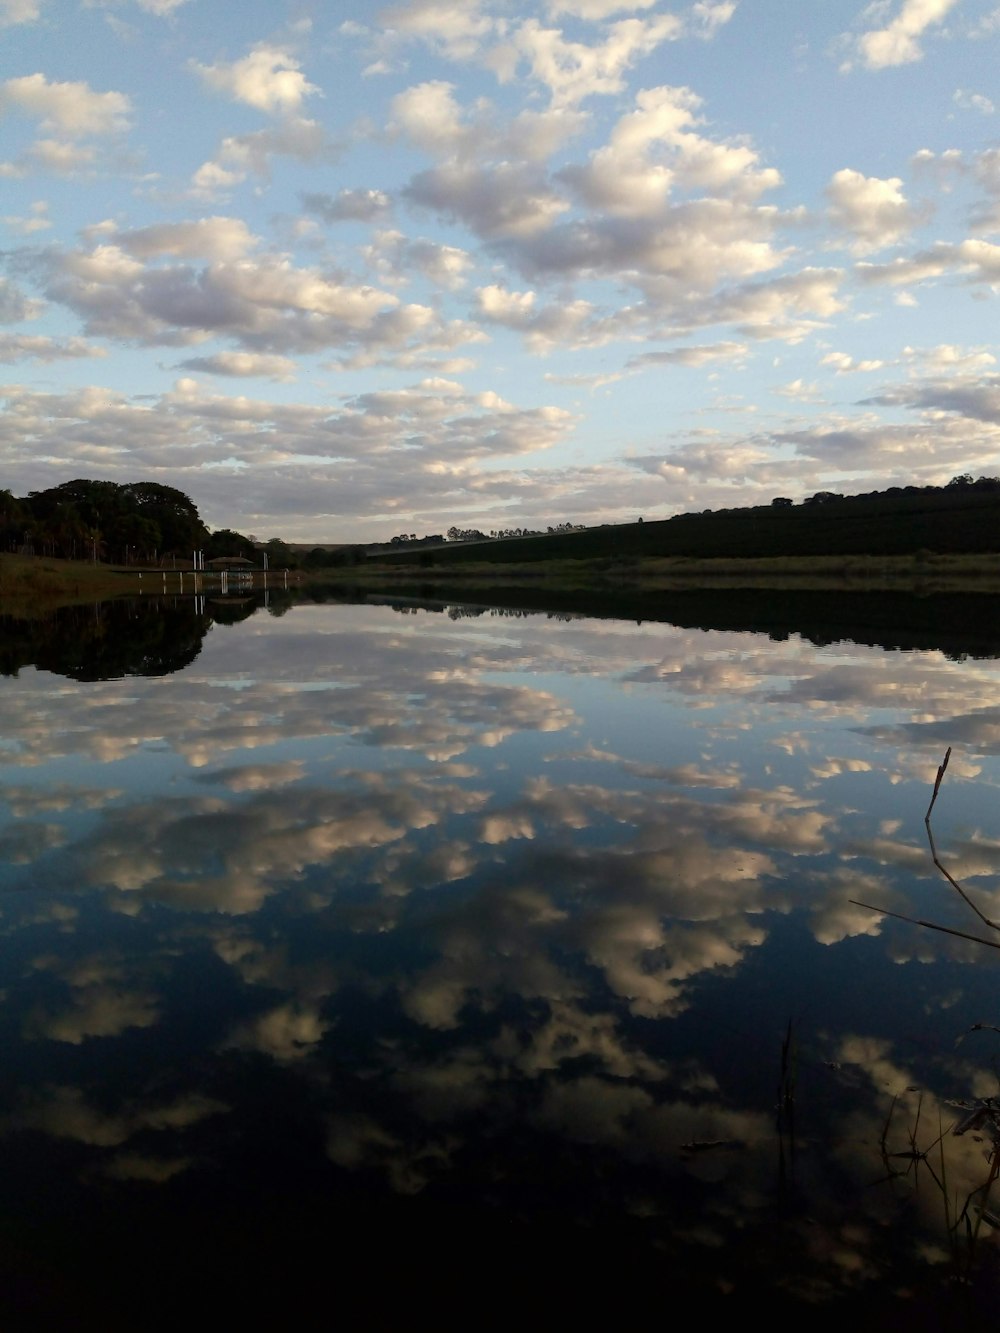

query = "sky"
[{"left": 2, "top": 0, "right": 1000, "bottom": 542}]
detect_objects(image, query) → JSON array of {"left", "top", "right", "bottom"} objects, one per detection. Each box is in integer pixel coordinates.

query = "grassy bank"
[
  {"left": 0, "top": 554, "right": 144, "bottom": 615},
  {"left": 4, "top": 549, "right": 1000, "bottom": 618},
  {"left": 314, "top": 551, "right": 1000, "bottom": 596}
]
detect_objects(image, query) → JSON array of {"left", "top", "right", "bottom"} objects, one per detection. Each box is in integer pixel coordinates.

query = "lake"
[{"left": 1, "top": 589, "right": 999, "bottom": 1326}]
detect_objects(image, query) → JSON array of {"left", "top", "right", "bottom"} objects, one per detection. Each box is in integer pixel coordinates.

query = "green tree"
[
  {"left": 263, "top": 537, "right": 296, "bottom": 567},
  {"left": 206, "top": 528, "right": 256, "bottom": 559}
]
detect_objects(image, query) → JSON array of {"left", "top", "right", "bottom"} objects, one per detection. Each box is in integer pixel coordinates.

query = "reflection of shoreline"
[
  {"left": 0, "top": 593, "right": 288, "bottom": 681},
  {"left": 324, "top": 587, "right": 1000, "bottom": 662}
]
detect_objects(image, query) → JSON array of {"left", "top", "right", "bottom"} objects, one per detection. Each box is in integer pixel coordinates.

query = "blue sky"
[{"left": 2, "top": 0, "right": 1000, "bottom": 540}]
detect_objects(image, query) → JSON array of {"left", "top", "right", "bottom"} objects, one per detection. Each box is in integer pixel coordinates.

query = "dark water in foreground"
[{"left": 1, "top": 593, "right": 999, "bottom": 1327}]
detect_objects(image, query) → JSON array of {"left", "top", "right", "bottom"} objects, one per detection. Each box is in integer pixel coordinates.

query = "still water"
[{"left": 1, "top": 591, "right": 999, "bottom": 1326}]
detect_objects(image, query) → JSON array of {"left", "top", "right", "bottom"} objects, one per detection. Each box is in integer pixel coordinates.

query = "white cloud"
[
  {"left": 192, "top": 118, "right": 336, "bottom": 193},
  {"left": 406, "top": 159, "right": 570, "bottom": 239},
  {"left": 21, "top": 138, "right": 98, "bottom": 175},
  {"left": 390, "top": 80, "right": 470, "bottom": 156},
  {"left": 0, "top": 333, "right": 105, "bottom": 361},
  {"left": 627, "top": 340, "right": 747, "bottom": 370},
  {"left": 858, "top": 237, "right": 1000, "bottom": 287},
  {"left": 0, "top": 0, "right": 41, "bottom": 24},
  {"left": 775, "top": 377, "right": 822, "bottom": 402},
  {"left": 84, "top": 0, "right": 191, "bottom": 12},
  {"left": 503, "top": 14, "right": 684, "bottom": 107},
  {"left": 117, "top": 217, "right": 259, "bottom": 261},
  {"left": 37, "top": 242, "right": 412, "bottom": 353},
  {"left": 953, "top": 87, "right": 995, "bottom": 115},
  {"left": 689, "top": 1, "right": 738, "bottom": 38},
  {"left": 546, "top": 0, "right": 658, "bottom": 17},
  {"left": 1, "top": 200, "right": 50, "bottom": 233},
  {"left": 364, "top": 231, "right": 474, "bottom": 289},
  {"left": 191, "top": 44, "right": 319, "bottom": 114},
  {"left": 904, "top": 342, "right": 997, "bottom": 374},
  {"left": 390, "top": 80, "right": 584, "bottom": 165},
  {"left": 563, "top": 85, "right": 780, "bottom": 218},
  {"left": 821, "top": 350, "right": 885, "bottom": 373},
  {"left": 825, "top": 168, "right": 920, "bottom": 253},
  {"left": 378, "top": 0, "right": 498, "bottom": 61},
  {"left": 176, "top": 351, "right": 297, "bottom": 380},
  {"left": 133, "top": 0, "right": 189, "bottom": 12},
  {"left": 0, "top": 73, "right": 131, "bottom": 136},
  {"left": 845, "top": 0, "right": 959, "bottom": 72}
]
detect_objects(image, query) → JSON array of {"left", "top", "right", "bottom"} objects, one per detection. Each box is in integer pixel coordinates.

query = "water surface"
[{"left": 2, "top": 593, "right": 999, "bottom": 1325}]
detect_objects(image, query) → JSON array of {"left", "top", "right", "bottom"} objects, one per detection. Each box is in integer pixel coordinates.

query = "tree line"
[{"left": 0, "top": 479, "right": 294, "bottom": 567}]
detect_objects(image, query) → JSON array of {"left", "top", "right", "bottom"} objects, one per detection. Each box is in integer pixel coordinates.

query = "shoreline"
[{"left": 3, "top": 549, "right": 1000, "bottom": 617}]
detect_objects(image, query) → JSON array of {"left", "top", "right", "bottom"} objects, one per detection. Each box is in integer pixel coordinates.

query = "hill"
[{"left": 364, "top": 480, "right": 1000, "bottom": 569}]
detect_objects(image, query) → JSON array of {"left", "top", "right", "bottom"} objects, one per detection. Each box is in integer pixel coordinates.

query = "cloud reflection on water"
[{"left": 1, "top": 598, "right": 999, "bottom": 1312}]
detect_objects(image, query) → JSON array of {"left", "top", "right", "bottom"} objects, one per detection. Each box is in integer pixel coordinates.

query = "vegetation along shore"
[{"left": 4, "top": 474, "right": 1000, "bottom": 615}]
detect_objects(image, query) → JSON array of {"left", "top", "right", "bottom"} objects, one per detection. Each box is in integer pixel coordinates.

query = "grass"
[
  {"left": 0, "top": 553, "right": 141, "bottom": 615},
  {"left": 857, "top": 751, "right": 1000, "bottom": 1289},
  {"left": 317, "top": 551, "right": 1000, "bottom": 595},
  {"left": 0, "top": 554, "right": 306, "bottom": 617},
  {"left": 5, "top": 549, "right": 1000, "bottom": 618}
]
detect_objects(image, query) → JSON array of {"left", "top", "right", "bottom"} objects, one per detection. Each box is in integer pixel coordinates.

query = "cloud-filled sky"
[{"left": 2, "top": 0, "right": 1000, "bottom": 540}]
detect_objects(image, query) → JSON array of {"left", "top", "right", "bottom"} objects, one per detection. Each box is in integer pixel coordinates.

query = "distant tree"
[
  {"left": 121, "top": 481, "right": 207, "bottom": 554},
  {"left": 23, "top": 478, "right": 208, "bottom": 563},
  {"left": 206, "top": 528, "right": 256, "bottom": 559},
  {"left": 446, "top": 526, "right": 489, "bottom": 542},
  {"left": 771, "top": 496, "right": 793, "bottom": 507},
  {"left": 263, "top": 537, "right": 296, "bottom": 567},
  {"left": 0, "top": 489, "right": 26, "bottom": 552}
]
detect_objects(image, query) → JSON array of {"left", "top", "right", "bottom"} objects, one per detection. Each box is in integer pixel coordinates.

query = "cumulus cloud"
[
  {"left": 0, "top": 333, "right": 105, "bottom": 361},
  {"left": 821, "top": 350, "right": 885, "bottom": 373},
  {"left": 843, "top": 0, "right": 960, "bottom": 71},
  {"left": 378, "top": 0, "right": 498, "bottom": 61},
  {"left": 1, "top": 200, "right": 51, "bottom": 234},
  {"left": 627, "top": 339, "right": 747, "bottom": 370},
  {"left": 499, "top": 13, "right": 685, "bottom": 108},
  {"left": 36, "top": 242, "right": 413, "bottom": 353},
  {"left": 302, "top": 188, "right": 392, "bottom": 224},
  {"left": 176, "top": 350, "right": 297, "bottom": 380},
  {"left": 407, "top": 160, "right": 570, "bottom": 240},
  {"left": 0, "top": 72, "right": 131, "bottom": 136},
  {"left": 0, "top": 372, "right": 580, "bottom": 532},
  {"left": 86, "top": 0, "right": 192, "bottom": 13},
  {"left": 191, "top": 44, "right": 319, "bottom": 114},
  {"left": 825, "top": 168, "right": 922, "bottom": 253},
  {"left": 0, "top": 275, "right": 44, "bottom": 322},
  {"left": 861, "top": 371, "right": 1000, "bottom": 424},
  {"left": 857, "top": 237, "right": 1000, "bottom": 288},
  {"left": 192, "top": 117, "right": 338, "bottom": 193},
  {"left": 363, "top": 230, "right": 473, "bottom": 290},
  {"left": 563, "top": 85, "right": 781, "bottom": 219},
  {"left": 116, "top": 216, "right": 259, "bottom": 261}
]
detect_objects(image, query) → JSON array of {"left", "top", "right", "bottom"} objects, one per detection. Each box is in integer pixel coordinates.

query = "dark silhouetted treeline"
[
  {"left": 371, "top": 475, "right": 1000, "bottom": 567},
  {"left": 1, "top": 479, "right": 210, "bottom": 564},
  {"left": 0, "top": 480, "right": 277, "bottom": 568}
]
